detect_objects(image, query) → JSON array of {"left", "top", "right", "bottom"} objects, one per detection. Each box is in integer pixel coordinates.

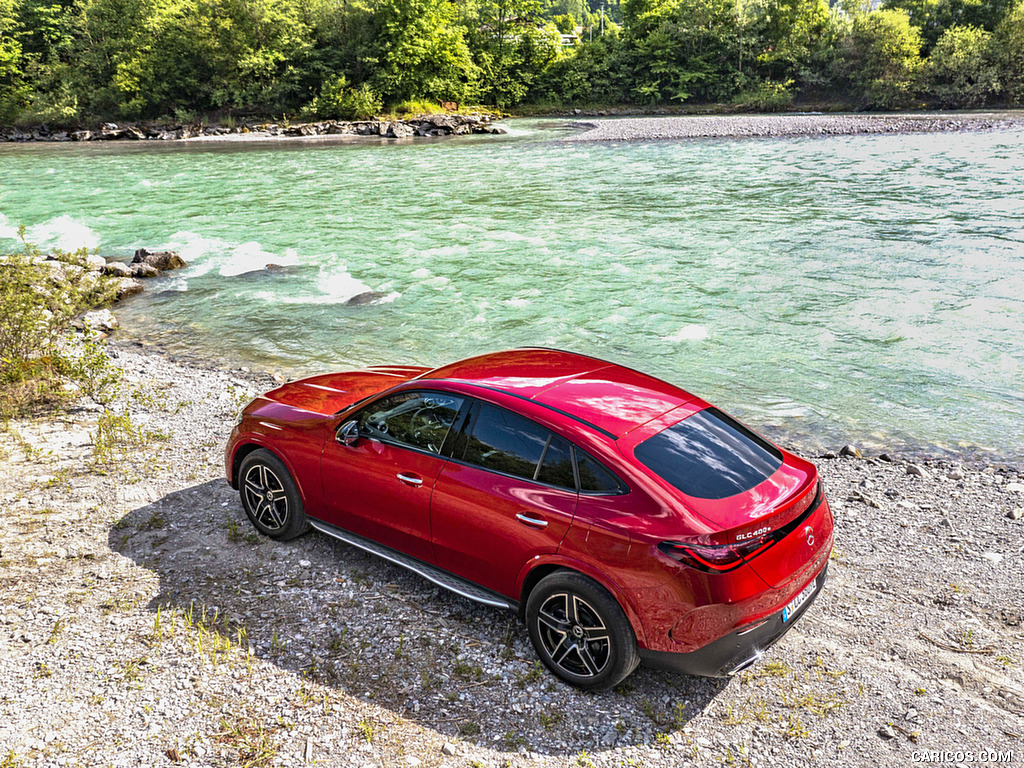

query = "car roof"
[{"left": 419, "top": 348, "right": 700, "bottom": 438}]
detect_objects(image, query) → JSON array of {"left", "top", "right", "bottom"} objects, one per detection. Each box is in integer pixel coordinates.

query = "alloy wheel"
[
  {"left": 242, "top": 463, "right": 288, "bottom": 531},
  {"left": 536, "top": 592, "right": 611, "bottom": 678}
]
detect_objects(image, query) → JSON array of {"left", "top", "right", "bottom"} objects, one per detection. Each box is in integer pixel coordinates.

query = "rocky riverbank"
[
  {"left": 0, "top": 336, "right": 1021, "bottom": 768},
  {"left": 565, "top": 111, "right": 1024, "bottom": 141},
  {"left": 0, "top": 113, "right": 506, "bottom": 143}
]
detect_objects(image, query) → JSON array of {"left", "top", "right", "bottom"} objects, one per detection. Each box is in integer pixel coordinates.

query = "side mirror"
[{"left": 337, "top": 419, "right": 360, "bottom": 446}]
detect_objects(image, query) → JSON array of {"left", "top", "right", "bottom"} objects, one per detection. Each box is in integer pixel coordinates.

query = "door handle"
[
  {"left": 397, "top": 473, "right": 423, "bottom": 487},
  {"left": 516, "top": 513, "right": 548, "bottom": 529}
]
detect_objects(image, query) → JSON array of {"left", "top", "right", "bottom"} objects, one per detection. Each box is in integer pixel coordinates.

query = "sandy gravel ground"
[
  {"left": 565, "top": 112, "right": 1024, "bottom": 142},
  {"left": 1, "top": 342, "right": 1022, "bottom": 768}
]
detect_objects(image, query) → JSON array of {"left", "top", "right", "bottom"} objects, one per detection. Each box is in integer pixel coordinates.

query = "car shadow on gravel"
[{"left": 111, "top": 479, "right": 731, "bottom": 756}]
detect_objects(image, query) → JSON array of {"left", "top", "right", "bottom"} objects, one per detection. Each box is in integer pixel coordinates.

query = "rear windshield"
[{"left": 634, "top": 408, "right": 782, "bottom": 499}]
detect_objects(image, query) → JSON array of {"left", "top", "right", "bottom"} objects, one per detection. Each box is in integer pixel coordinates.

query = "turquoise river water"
[{"left": 2, "top": 120, "right": 1023, "bottom": 461}]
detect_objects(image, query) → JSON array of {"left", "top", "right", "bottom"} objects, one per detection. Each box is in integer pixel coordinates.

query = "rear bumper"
[{"left": 639, "top": 563, "right": 828, "bottom": 678}]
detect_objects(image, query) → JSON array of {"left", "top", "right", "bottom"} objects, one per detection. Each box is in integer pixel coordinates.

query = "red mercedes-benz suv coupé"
[{"left": 225, "top": 348, "right": 832, "bottom": 690}]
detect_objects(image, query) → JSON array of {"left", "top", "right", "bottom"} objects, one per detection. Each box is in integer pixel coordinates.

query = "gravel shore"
[
  {"left": 565, "top": 112, "right": 1024, "bottom": 142},
  {"left": 1, "top": 342, "right": 1022, "bottom": 768}
]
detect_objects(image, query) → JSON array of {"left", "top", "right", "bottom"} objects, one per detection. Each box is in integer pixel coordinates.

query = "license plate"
[{"left": 782, "top": 578, "right": 818, "bottom": 622}]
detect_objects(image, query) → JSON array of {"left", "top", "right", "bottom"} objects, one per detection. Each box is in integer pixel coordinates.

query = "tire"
[
  {"left": 526, "top": 571, "right": 639, "bottom": 692},
  {"left": 238, "top": 448, "right": 308, "bottom": 541}
]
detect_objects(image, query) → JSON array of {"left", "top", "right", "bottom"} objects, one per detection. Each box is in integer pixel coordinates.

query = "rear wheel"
[
  {"left": 526, "top": 571, "right": 639, "bottom": 691},
  {"left": 238, "top": 449, "right": 308, "bottom": 541}
]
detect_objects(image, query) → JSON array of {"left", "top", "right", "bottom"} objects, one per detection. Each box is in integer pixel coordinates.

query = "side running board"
[{"left": 309, "top": 519, "right": 518, "bottom": 611}]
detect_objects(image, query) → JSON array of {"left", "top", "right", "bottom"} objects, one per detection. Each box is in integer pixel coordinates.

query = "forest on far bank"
[{"left": 1, "top": 0, "right": 1023, "bottom": 126}]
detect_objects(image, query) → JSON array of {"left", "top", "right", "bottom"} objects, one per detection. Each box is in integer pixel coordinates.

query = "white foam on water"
[
  {"left": 0, "top": 213, "right": 19, "bottom": 241},
  {"left": 666, "top": 324, "right": 709, "bottom": 342},
  {"left": 316, "top": 269, "right": 373, "bottom": 302},
  {"left": 251, "top": 267, "right": 379, "bottom": 305},
  {"left": 161, "top": 276, "right": 189, "bottom": 292},
  {"left": 411, "top": 267, "right": 432, "bottom": 279},
  {"left": 22, "top": 215, "right": 99, "bottom": 251},
  {"left": 503, "top": 298, "right": 531, "bottom": 308},
  {"left": 219, "top": 241, "right": 286, "bottom": 277},
  {"left": 425, "top": 276, "right": 450, "bottom": 289},
  {"left": 164, "top": 231, "right": 302, "bottom": 277}
]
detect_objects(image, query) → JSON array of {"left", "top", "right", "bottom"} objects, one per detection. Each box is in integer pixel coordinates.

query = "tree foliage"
[
  {"left": 0, "top": 0, "right": 1022, "bottom": 123},
  {"left": 928, "top": 24, "right": 999, "bottom": 106},
  {"left": 836, "top": 8, "right": 924, "bottom": 107}
]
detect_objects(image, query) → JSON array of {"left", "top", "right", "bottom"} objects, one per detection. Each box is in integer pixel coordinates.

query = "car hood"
[{"left": 263, "top": 366, "right": 429, "bottom": 416}]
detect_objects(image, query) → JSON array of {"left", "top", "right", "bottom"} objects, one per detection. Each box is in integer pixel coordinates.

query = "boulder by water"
[
  {"left": 345, "top": 291, "right": 388, "bottom": 306},
  {"left": 132, "top": 248, "right": 186, "bottom": 271}
]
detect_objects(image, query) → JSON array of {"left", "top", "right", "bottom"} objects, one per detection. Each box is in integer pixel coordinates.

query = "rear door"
[
  {"left": 320, "top": 390, "right": 465, "bottom": 562},
  {"left": 430, "top": 401, "right": 579, "bottom": 597}
]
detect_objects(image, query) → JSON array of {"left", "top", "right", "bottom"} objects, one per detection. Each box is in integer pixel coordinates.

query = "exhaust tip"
[{"left": 727, "top": 651, "right": 763, "bottom": 676}]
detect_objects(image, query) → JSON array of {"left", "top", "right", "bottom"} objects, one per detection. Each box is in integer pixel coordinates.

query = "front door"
[
  {"left": 431, "top": 401, "right": 578, "bottom": 597},
  {"left": 320, "top": 390, "right": 465, "bottom": 563}
]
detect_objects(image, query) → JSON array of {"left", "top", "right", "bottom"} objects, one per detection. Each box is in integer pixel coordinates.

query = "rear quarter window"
[{"left": 634, "top": 408, "right": 782, "bottom": 499}]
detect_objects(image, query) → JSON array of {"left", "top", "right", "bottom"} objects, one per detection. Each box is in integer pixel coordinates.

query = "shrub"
[
  {"left": 731, "top": 79, "right": 796, "bottom": 111},
  {"left": 391, "top": 99, "right": 444, "bottom": 116},
  {"left": 927, "top": 25, "right": 1000, "bottom": 107},
  {"left": 302, "top": 75, "right": 383, "bottom": 120},
  {"left": 994, "top": 0, "right": 1024, "bottom": 104},
  {"left": 837, "top": 9, "right": 924, "bottom": 108},
  {"left": 0, "top": 233, "right": 120, "bottom": 416}
]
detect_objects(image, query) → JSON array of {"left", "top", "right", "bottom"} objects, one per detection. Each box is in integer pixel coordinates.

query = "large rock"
[
  {"left": 102, "top": 261, "right": 132, "bottom": 278},
  {"left": 130, "top": 262, "right": 160, "bottom": 278},
  {"left": 81, "top": 309, "right": 119, "bottom": 333},
  {"left": 83, "top": 253, "right": 107, "bottom": 271},
  {"left": 132, "top": 248, "right": 186, "bottom": 271},
  {"left": 345, "top": 291, "right": 387, "bottom": 306},
  {"left": 116, "top": 278, "right": 145, "bottom": 299},
  {"left": 386, "top": 122, "right": 414, "bottom": 139}
]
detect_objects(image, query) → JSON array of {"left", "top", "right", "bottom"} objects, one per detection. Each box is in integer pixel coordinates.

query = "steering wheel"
[{"left": 410, "top": 408, "right": 444, "bottom": 451}]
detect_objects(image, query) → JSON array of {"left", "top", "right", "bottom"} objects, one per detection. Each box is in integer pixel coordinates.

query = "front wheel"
[
  {"left": 238, "top": 448, "right": 308, "bottom": 540},
  {"left": 526, "top": 571, "right": 639, "bottom": 692}
]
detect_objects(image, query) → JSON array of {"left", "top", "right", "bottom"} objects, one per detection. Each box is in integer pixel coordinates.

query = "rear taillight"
[
  {"left": 660, "top": 480, "right": 825, "bottom": 573},
  {"left": 658, "top": 537, "right": 771, "bottom": 573}
]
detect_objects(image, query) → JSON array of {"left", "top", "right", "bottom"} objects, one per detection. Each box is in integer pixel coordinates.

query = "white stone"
[
  {"left": 82, "top": 309, "right": 118, "bottom": 333},
  {"left": 84, "top": 253, "right": 107, "bottom": 271},
  {"left": 981, "top": 552, "right": 1003, "bottom": 566}
]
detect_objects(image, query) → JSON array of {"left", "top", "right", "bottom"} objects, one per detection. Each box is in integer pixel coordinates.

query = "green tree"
[
  {"left": 625, "top": 0, "right": 744, "bottom": 104},
  {"left": 836, "top": 8, "right": 924, "bottom": 107},
  {"left": 993, "top": 0, "right": 1024, "bottom": 103},
  {"left": 369, "top": 0, "right": 479, "bottom": 105},
  {"left": 0, "top": 0, "right": 25, "bottom": 120},
  {"left": 883, "top": 0, "right": 1013, "bottom": 49},
  {"left": 73, "top": 0, "right": 153, "bottom": 116},
  {"left": 748, "top": 0, "right": 845, "bottom": 88},
  {"left": 552, "top": 12, "right": 575, "bottom": 32},
  {"left": 473, "top": 0, "right": 560, "bottom": 105},
  {"left": 535, "top": 32, "right": 626, "bottom": 102},
  {"left": 927, "top": 24, "right": 999, "bottom": 105}
]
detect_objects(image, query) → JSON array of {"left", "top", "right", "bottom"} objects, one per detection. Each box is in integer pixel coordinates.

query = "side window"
[
  {"left": 463, "top": 404, "right": 548, "bottom": 480},
  {"left": 357, "top": 391, "right": 464, "bottom": 454},
  {"left": 576, "top": 449, "right": 624, "bottom": 494},
  {"left": 537, "top": 435, "right": 575, "bottom": 489},
  {"left": 462, "top": 403, "right": 574, "bottom": 490}
]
